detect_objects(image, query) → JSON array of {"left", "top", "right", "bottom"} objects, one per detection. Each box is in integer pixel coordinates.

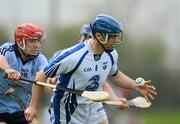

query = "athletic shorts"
[
  {"left": 49, "top": 102, "right": 108, "bottom": 124},
  {"left": 0, "top": 111, "right": 29, "bottom": 124}
]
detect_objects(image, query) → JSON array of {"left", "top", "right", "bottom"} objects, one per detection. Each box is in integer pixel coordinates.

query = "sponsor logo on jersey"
[
  {"left": 85, "top": 75, "right": 100, "bottom": 91},
  {"left": 83, "top": 67, "right": 92, "bottom": 72},
  {"left": 102, "top": 62, "right": 108, "bottom": 70},
  {"left": 85, "top": 83, "right": 99, "bottom": 91}
]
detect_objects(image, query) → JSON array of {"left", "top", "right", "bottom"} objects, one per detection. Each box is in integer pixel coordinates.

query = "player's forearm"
[
  {"left": 109, "top": 71, "right": 138, "bottom": 91},
  {"left": 103, "top": 82, "right": 119, "bottom": 101},
  {"left": 29, "top": 70, "right": 46, "bottom": 108},
  {"left": 0, "top": 55, "right": 11, "bottom": 70},
  {"left": 29, "top": 84, "right": 43, "bottom": 109}
]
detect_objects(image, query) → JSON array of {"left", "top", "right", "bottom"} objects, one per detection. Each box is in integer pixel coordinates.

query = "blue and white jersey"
[
  {"left": 0, "top": 42, "right": 48, "bottom": 113},
  {"left": 49, "top": 50, "right": 62, "bottom": 62},
  {"left": 44, "top": 40, "right": 118, "bottom": 104}
]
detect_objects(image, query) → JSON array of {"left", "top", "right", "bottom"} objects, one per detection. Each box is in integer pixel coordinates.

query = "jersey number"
[
  {"left": 85, "top": 75, "right": 100, "bottom": 91},
  {"left": 21, "top": 72, "right": 27, "bottom": 78}
]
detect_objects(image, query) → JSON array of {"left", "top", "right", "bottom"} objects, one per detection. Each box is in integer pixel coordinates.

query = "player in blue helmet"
[
  {"left": 40, "top": 23, "right": 125, "bottom": 124},
  {"left": 40, "top": 24, "right": 127, "bottom": 124},
  {"left": 0, "top": 23, "right": 48, "bottom": 124},
  {"left": 79, "top": 24, "right": 92, "bottom": 42},
  {"left": 25, "top": 14, "right": 157, "bottom": 124},
  {"left": 90, "top": 14, "right": 123, "bottom": 52}
]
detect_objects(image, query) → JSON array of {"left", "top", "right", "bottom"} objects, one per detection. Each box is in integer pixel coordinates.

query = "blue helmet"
[
  {"left": 80, "top": 24, "right": 92, "bottom": 36},
  {"left": 90, "top": 14, "right": 123, "bottom": 35}
]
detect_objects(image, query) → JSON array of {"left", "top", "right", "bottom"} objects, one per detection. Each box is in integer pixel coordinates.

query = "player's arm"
[
  {"left": 44, "top": 77, "right": 58, "bottom": 95},
  {"left": 0, "top": 55, "right": 10, "bottom": 70},
  {"left": 0, "top": 55, "right": 21, "bottom": 80},
  {"left": 102, "top": 81, "right": 119, "bottom": 101},
  {"left": 25, "top": 70, "right": 47, "bottom": 121},
  {"left": 108, "top": 71, "right": 157, "bottom": 101},
  {"left": 102, "top": 81, "right": 128, "bottom": 109}
]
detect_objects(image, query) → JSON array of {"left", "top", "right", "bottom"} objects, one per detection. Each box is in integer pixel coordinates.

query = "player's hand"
[
  {"left": 5, "top": 68, "right": 21, "bottom": 80},
  {"left": 115, "top": 97, "right": 129, "bottom": 110},
  {"left": 136, "top": 80, "right": 157, "bottom": 102},
  {"left": 47, "top": 77, "right": 58, "bottom": 85},
  {"left": 24, "top": 106, "right": 37, "bottom": 122}
]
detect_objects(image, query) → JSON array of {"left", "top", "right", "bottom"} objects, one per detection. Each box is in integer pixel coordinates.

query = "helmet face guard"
[
  {"left": 90, "top": 14, "right": 123, "bottom": 52},
  {"left": 101, "top": 32, "right": 123, "bottom": 45},
  {"left": 14, "top": 23, "right": 45, "bottom": 57}
]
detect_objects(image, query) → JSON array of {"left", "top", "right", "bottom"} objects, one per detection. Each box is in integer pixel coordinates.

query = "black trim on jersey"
[
  {"left": 111, "top": 70, "right": 119, "bottom": 76},
  {"left": 0, "top": 44, "right": 14, "bottom": 56}
]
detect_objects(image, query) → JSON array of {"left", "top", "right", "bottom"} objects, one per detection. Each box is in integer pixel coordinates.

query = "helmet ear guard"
[{"left": 16, "top": 38, "right": 26, "bottom": 50}]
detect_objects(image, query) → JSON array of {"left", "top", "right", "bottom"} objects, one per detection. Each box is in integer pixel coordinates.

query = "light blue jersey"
[
  {"left": 0, "top": 42, "right": 48, "bottom": 113},
  {"left": 44, "top": 40, "right": 118, "bottom": 123}
]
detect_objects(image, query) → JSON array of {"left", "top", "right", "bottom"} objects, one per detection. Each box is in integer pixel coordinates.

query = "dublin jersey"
[
  {"left": 0, "top": 42, "right": 48, "bottom": 113},
  {"left": 44, "top": 40, "right": 118, "bottom": 105}
]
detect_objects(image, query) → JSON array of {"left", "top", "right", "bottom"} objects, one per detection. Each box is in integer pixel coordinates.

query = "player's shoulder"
[
  {"left": 37, "top": 52, "right": 48, "bottom": 60},
  {"left": 61, "top": 42, "right": 86, "bottom": 55},
  {"left": 35, "top": 54, "right": 48, "bottom": 67},
  {"left": 0, "top": 41, "right": 14, "bottom": 48},
  {"left": 107, "top": 49, "right": 118, "bottom": 57},
  {"left": 0, "top": 41, "right": 15, "bottom": 55},
  {"left": 54, "top": 42, "right": 87, "bottom": 65}
]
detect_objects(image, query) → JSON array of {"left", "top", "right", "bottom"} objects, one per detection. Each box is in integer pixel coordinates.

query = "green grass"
[
  {"left": 108, "top": 108, "right": 180, "bottom": 124},
  {"left": 143, "top": 109, "right": 180, "bottom": 124}
]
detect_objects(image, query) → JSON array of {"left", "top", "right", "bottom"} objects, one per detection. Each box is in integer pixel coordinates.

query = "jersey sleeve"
[
  {"left": 0, "top": 42, "right": 14, "bottom": 56},
  {"left": 0, "top": 42, "right": 16, "bottom": 64},
  {"left": 43, "top": 47, "right": 78, "bottom": 78},
  {"left": 49, "top": 50, "right": 62, "bottom": 62}
]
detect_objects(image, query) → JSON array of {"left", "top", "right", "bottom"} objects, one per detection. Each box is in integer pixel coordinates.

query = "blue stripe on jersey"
[
  {"left": 64, "top": 81, "right": 78, "bottom": 123},
  {"left": 107, "top": 52, "right": 114, "bottom": 66},
  {"left": 53, "top": 50, "right": 89, "bottom": 123},
  {"left": 52, "top": 93, "right": 61, "bottom": 124},
  {"left": 44, "top": 42, "right": 85, "bottom": 77},
  {"left": 49, "top": 50, "right": 62, "bottom": 63}
]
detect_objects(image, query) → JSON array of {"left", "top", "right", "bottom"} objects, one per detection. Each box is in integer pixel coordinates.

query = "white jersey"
[{"left": 44, "top": 40, "right": 118, "bottom": 105}]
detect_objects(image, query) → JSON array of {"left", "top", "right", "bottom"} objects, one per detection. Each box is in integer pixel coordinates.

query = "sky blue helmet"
[{"left": 90, "top": 14, "right": 123, "bottom": 36}]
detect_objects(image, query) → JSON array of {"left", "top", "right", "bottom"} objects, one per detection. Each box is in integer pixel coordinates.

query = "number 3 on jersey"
[{"left": 85, "top": 75, "right": 100, "bottom": 91}]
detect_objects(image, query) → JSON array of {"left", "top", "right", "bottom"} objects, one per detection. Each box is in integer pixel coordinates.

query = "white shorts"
[{"left": 49, "top": 102, "right": 107, "bottom": 124}]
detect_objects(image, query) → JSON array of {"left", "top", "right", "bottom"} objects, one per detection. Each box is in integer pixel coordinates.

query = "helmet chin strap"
[
  {"left": 93, "top": 33, "right": 113, "bottom": 53},
  {"left": 17, "top": 46, "right": 36, "bottom": 59},
  {"left": 17, "top": 39, "right": 26, "bottom": 50},
  {"left": 16, "top": 41, "right": 36, "bottom": 59}
]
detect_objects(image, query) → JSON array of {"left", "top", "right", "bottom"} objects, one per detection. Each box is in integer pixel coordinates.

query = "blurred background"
[{"left": 0, "top": 0, "right": 180, "bottom": 124}]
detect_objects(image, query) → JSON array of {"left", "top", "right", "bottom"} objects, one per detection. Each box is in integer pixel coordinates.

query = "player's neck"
[
  {"left": 89, "top": 39, "right": 104, "bottom": 54},
  {"left": 17, "top": 47, "right": 33, "bottom": 64}
]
